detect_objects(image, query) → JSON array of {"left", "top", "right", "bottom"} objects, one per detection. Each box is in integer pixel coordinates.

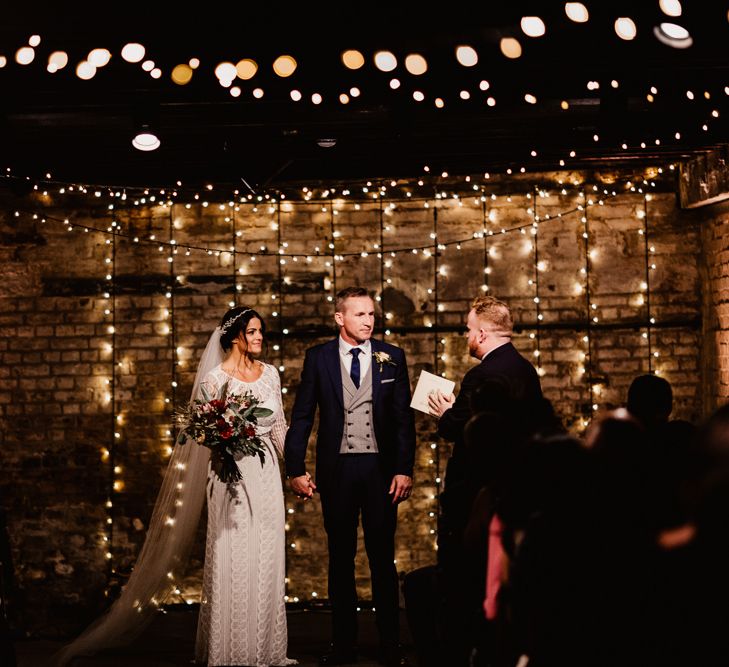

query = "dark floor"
[{"left": 13, "top": 608, "right": 415, "bottom": 666}]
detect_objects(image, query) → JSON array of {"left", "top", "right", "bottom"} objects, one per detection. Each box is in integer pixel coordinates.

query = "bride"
[{"left": 55, "top": 306, "right": 296, "bottom": 667}]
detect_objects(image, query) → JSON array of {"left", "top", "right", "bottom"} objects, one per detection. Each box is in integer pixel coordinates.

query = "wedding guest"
[{"left": 627, "top": 373, "right": 673, "bottom": 431}]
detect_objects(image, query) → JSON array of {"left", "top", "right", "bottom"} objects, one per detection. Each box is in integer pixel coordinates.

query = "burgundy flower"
[{"left": 176, "top": 389, "right": 268, "bottom": 484}]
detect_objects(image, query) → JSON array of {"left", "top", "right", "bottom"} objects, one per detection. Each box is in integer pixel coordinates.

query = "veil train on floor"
[{"left": 52, "top": 329, "right": 224, "bottom": 665}]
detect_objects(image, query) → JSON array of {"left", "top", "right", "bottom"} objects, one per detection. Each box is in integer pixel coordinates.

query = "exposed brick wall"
[
  {"left": 700, "top": 199, "right": 729, "bottom": 411},
  {"left": 0, "top": 173, "right": 704, "bottom": 635}
]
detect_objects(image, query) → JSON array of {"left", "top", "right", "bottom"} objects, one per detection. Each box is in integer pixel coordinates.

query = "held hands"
[
  {"left": 389, "top": 474, "right": 413, "bottom": 504},
  {"left": 427, "top": 390, "right": 455, "bottom": 418},
  {"left": 290, "top": 472, "right": 316, "bottom": 500}
]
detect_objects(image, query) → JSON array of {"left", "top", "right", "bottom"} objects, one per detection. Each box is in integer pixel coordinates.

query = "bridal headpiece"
[{"left": 220, "top": 308, "right": 253, "bottom": 334}]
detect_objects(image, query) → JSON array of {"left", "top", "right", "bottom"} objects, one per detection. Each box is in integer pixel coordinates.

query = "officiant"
[
  {"left": 428, "top": 295, "right": 543, "bottom": 488},
  {"left": 427, "top": 295, "right": 543, "bottom": 665}
]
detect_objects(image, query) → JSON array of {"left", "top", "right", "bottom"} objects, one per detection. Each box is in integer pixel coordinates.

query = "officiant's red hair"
[{"left": 471, "top": 295, "right": 513, "bottom": 335}]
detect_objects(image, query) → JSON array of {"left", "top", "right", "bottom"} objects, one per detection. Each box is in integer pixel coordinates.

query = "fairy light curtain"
[{"left": 4, "top": 169, "right": 676, "bottom": 604}]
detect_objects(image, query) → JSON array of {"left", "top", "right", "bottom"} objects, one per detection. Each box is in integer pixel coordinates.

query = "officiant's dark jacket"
[
  {"left": 438, "top": 341, "right": 543, "bottom": 484},
  {"left": 284, "top": 337, "right": 415, "bottom": 490}
]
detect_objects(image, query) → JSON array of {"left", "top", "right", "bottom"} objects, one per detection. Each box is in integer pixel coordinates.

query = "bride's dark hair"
[{"left": 219, "top": 306, "right": 266, "bottom": 352}]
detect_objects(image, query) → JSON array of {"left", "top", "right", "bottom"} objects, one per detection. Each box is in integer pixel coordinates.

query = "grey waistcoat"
[{"left": 339, "top": 358, "right": 379, "bottom": 454}]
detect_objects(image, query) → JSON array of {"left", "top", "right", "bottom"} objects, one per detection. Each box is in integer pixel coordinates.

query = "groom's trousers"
[{"left": 320, "top": 453, "right": 400, "bottom": 650}]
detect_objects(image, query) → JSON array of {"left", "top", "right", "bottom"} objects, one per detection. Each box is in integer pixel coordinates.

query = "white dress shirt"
[{"left": 338, "top": 336, "right": 372, "bottom": 379}]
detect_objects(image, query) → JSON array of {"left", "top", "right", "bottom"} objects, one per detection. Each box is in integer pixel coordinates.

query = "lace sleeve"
[
  {"left": 269, "top": 366, "right": 288, "bottom": 459},
  {"left": 198, "top": 370, "right": 221, "bottom": 401}
]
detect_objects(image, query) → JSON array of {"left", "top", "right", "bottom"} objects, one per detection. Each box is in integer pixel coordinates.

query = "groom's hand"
[
  {"left": 389, "top": 474, "right": 413, "bottom": 504},
  {"left": 290, "top": 473, "right": 316, "bottom": 500},
  {"left": 428, "top": 390, "right": 455, "bottom": 417}
]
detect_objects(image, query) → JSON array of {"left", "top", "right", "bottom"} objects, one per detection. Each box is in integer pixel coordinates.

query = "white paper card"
[{"left": 410, "top": 370, "right": 456, "bottom": 415}]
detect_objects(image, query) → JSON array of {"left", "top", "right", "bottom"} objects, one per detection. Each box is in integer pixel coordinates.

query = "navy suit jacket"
[{"left": 284, "top": 338, "right": 416, "bottom": 491}]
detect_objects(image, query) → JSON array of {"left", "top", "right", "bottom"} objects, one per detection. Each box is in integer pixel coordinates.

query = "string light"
[
  {"left": 0, "top": 24, "right": 718, "bottom": 127},
  {"left": 481, "top": 191, "right": 491, "bottom": 294},
  {"left": 275, "top": 199, "right": 296, "bottom": 599},
  {"left": 379, "top": 198, "right": 388, "bottom": 335},
  {"left": 167, "top": 207, "right": 178, "bottom": 460},
  {"left": 232, "top": 203, "right": 240, "bottom": 308},
  {"left": 642, "top": 195, "right": 655, "bottom": 372},
  {"left": 276, "top": 200, "right": 288, "bottom": 389},
  {"left": 532, "top": 187, "right": 543, "bottom": 377},
  {"left": 581, "top": 190, "right": 596, "bottom": 426},
  {"left": 432, "top": 200, "right": 441, "bottom": 374},
  {"left": 431, "top": 198, "right": 443, "bottom": 551},
  {"left": 104, "top": 216, "right": 118, "bottom": 591},
  {"left": 328, "top": 202, "right": 337, "bottom": 304}
]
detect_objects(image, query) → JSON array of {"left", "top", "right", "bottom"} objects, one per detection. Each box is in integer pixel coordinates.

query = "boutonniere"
[{"left": 373, "top": 351, "right": 396, "bottom": 372}]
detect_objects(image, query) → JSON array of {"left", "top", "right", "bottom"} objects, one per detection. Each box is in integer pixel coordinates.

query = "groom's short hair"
[
  {"left": 335, "top": 286, "right": 371, "bottom": 312},
  {"left": 471, "top": 295, "right": 513, "bottom": 336}
]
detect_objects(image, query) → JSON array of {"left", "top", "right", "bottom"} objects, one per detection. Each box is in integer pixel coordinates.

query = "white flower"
[{"left": 373, "top": 351, "right": 396, "bottom": 370}]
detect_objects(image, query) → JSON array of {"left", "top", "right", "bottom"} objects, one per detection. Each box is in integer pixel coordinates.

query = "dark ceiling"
[{"left": 1, "top": 2, "right": 728, "bottom": 190}]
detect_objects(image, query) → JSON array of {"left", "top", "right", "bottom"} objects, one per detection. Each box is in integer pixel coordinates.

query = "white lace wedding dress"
[{"left": 194, "top": 362, "right": 296, "bottom": 667}]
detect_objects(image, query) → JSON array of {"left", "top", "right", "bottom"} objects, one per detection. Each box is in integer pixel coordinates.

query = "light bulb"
[
  {"left": 565, "top": 2, "right": 589, "bottom": 23},
  {"left": 341, "top": 50, "right": 364, "bottom": 70},
  {"left": 615, "top": 17, "right": 637, "bottom": 41},
  {"left": 172, "top": 64, "right": 194, "bottom": 85},
  {"left": 236, "top": 59, "right": 258, "bottom": 80},
  {"left": 521, "top": 16, "right": 546, "bottom": 37},
  {"left": 405, "top": 53, "right": 427, "bottom": 75},
  {"left": 76, "top": 61, "right": 97, "bottom": 80},
  {"left": 374, "top": 51, "right": 397, "bottom": 72},
  {"left": 273, "top": 55, "right": 297, "bottom": 77},
  {"left": 48, "top": 51, "right": 69, "bottom": 71},
  {"left": 88, "top": 48, "right": 111, "bottom": 67},
  {"left": 455, "top": 45, "right": 478, "bottom": 67},
  {"left": 16, "top": 46, "right": 35, "bottom": 65},
  {"left": 659, "top": 0, "right": 682, "bottom": 17},
  {"left": 500, "top": 38, "right": 522, "bottom": 59},
  {"left": 215, "top": 62, "right": 236, "bottom": 81},
  {"left": 122, "top": 43, "right": 145, "bottom": 63}
]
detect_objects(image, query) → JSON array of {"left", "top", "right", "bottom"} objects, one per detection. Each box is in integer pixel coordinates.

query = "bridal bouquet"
[{"left": 175, "top": 381, "right": 272, "bottom": 484}]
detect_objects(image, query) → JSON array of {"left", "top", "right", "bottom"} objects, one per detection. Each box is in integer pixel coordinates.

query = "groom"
[{"left": 285, "top": 286, "right": 416, "bottom": 667}]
